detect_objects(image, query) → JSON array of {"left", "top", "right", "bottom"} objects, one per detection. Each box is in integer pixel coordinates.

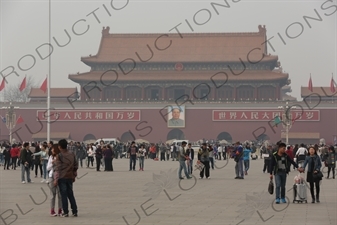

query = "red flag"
[
  {"left": 308, "top": 76, "right": 313, "bottom": 92},
  {"left": 330, "top": 77, "right": 336, "bottom": 93},
  {"left": 0, "top": 78, "right": 5, "bottom": 91},
  {"left": 19, "top": 76, "right": 26, "bottom": 92},
  {"left": 16, "top": 115, "right": 24, "bottom": 124},
  {"left": 40, "top": 78, "right": 47, "bottom": 93}
]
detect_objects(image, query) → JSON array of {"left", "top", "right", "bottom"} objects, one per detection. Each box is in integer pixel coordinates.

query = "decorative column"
[
  {"left": 161, "top": 86, "right": 166, "bottom": 100},
  {"left": 212, "top": 87, "right": 216, "bottom": 100},
  {"left": 254, "top": 85, "right": 258, "bottom": 100},
  {"left": 121, "top": 85, "right": 125, "bottom": 101},
  {"left": 276, "top": 85, "right": 280, "bottom": 100},
  {"left": 233, "top": 85, "right": 237, "bottom": 100},
  {"left": 141, "top": 85, "right": 145, "bottom": 100}
]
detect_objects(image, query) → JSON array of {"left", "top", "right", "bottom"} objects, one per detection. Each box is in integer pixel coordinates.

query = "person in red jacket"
[
  {"left": 285, "top": 145, "right": 294, "bottom": 171},
  {"left": 10, "top": 144, "right": 20, "bottom": 170}
]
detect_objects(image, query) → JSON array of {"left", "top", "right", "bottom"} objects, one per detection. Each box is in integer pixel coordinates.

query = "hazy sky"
[{"left": 1, "top": 0, "right": 336, "bottom": 100}]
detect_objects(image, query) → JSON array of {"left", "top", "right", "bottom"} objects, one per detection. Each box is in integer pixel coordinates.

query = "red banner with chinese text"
[
  {"left": 212, "top": 110, "right": 320, "bottom": 121},
  {"left": 37, "top": 110, "right": 140, "bottom": 121}
]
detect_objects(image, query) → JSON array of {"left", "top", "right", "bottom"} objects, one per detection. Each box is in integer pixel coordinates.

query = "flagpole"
[
  {"left": 47, "top": 0, "right": 51, "bottom": 143},
  {"left": 332, "top": 73, "right": 334, "bottom": 103},
  {"left": 310, "top": 73, "right": 312, "bottom": 103}
]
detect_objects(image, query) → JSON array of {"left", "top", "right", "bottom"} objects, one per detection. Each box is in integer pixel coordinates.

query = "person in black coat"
[
  {"left": 95, "top": 145, "right": 103, "bottom": 171},
  {"left": 300, "top": 146, "right": 322, "bottom": 203},
  {"left": 3, "top": 146, "right": 11, "bottom": 170},
  {"left": 104, "top": 145, "right": 114, "bottom": 171},
  {"left": 186, "top": 143, "right": 194, "bottom": 175},
  {"left": 34, "top": 145, "right": 43, "bottom": 178}
]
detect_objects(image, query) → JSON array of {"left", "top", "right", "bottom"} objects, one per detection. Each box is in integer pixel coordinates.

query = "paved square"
[{"left": 0, "top": 158, "right": 336, "bottom": 225}]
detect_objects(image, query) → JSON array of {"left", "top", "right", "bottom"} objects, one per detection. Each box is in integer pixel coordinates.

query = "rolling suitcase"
[{"left": 293, "top": 174, "right": 307, "bottom": 203}]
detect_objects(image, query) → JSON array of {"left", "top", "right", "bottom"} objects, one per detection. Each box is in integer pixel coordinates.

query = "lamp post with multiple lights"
[{"left": 278, "top": 102, "right": 296, "bottom": 145}]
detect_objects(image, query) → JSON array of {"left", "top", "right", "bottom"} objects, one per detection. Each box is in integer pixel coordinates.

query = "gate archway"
[
  {"left": 217, "top": 132, "right": 232, "bottom": 143},
  {"left": 256, "top": 134, "right": 270, "bottom": 142},
  {"left": 167, "top": 129, "right": 185, "bottom": 140},
  {"left": 121, "top": 131, "right": 135, "bottom": 142},
  {"left": 83, "top": 133, "right": 96, "bottom": 141}
]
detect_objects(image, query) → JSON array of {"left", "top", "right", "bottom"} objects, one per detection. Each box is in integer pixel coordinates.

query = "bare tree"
[{"left": 3, "top": 76, "right": 37, "bottom": 102}]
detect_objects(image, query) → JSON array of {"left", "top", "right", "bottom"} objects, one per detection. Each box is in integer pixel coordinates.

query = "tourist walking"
[
  {"left": 95, "top": 145, "right": 103, "bottom": 171},
  {"left": 300, "top": 146, "right": 322, "bottom": 203},
  {"left": 243, "top": 145, "right": 251, "bottom": 175},
  {"left": 104, "top": 145, "right": 114, "bottom": 171},
  {"left": 166, "top": 144, "right": 170, "bottom": 161},
  {"left": 47, "top": 144, "right": 62, "bottom": 216},
  {"left": 177, "top": 141, "right": 192, "bottom": 179},
  {"left": 10, "top": 144, "right": 20, "bottom": 170},
  {"left": 32, "top": 143, "right": 49, "bottom": 182},
  {"left": 86, "top": 144, "right": 94, "bottom": 168},
  {"left": 186, "top": 143, "right": 194, "bottom": 175},
  {"left": 262, "top": 145, "right": 273, "bottom": 173},
  {"left": 0, "top": 144, "right": 4, "bottom": 166},
  {"left": 3, "top": 146, "right": 11, "bottom": 170},
  {"left": 138, "top": 145, "right": 146, "bottom": 171},
  {"left": 234, "top": 141, "right": 244, "bottom": 179},
  {"left": 270, "top": 142, "right": 299, "bottom": 204},
  {"left": 295, "top": 143, "right": 308, "bottom": 167},
  {"left": 54, "top": 139, "right": 78, "bottom": 217},
  {"left": 20, "top": 143, "right": 33, "bottom": 183},
  {"left": 324, "top": 146, "right": 336, "bottom": 179},
  {"left": 75, "top": 142, "right": 85, "bottom": 168},
  {"left": 128, "top": 141, "right": 138, "bottom": 171},
  {"left": 34, "top": 144, "right": 43, "bottom": 178},
  {"left": 208, "top": 144, "right": 214, "bottom": 170},
  {"left": 160, "top": 143, "right": 166, "bottom": 161},
  {"left": 198, "top": 143, "right": 210, "bottom": 179}
]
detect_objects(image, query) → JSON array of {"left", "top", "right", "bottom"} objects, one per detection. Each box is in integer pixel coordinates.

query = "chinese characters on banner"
[
  {"left": 37, "top": 110, "right": 140, "bottom": 121},
  {"left": 213, "top": 110, "right": 320, "bottom": 121}
]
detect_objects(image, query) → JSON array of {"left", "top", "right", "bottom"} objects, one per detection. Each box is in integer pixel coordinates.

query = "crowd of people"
[
  {"left": 0, "top": 138, "right": 336, "bottom": 217},
  {"left": 259, "top": 142, "right": 336, "bottom": 204},
  {"left": 1, "top": 140, "right": 78, "bottom": 217}
]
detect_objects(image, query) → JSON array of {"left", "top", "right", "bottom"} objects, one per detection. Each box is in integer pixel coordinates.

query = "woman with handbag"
[{"left": 300, "top": 146, "right": 322, "bottom": 203}]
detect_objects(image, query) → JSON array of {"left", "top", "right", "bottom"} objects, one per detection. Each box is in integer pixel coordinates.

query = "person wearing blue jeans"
[
  {"left": 20, "top": 143, "right": 33, "bottom": 183},
  {"left": 234, "top": 142, "right": 244, "bottom": 179},
  {"left": 127, "top": 141, "right": 138, "bottom": 171},
  {"left": 186, "top": 143, "right": 194, "bottom": 175},
  {"left": 54, "top": 139, "right": 78, "bottom": 217},
  {"left": 178, "top": 142, "right": 192, "bottom": 179},
  {"left": 32, "top": 144, "right": 49, "bottom": 183},
  {"left": 243, "top": 147, "right": 252, "bottom": 175},
  {"left": 270, "top": 142, "right": 299, "bottom": 204}
]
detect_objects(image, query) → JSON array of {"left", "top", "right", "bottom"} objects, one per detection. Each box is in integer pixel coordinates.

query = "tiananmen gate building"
[{"left": 0, "top": 25, "right": 336, "bottom": 145}]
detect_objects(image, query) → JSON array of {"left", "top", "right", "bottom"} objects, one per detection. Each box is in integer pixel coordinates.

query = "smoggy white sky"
[{"left": 0, "top": 0, "right": 336, "bottom": 100}]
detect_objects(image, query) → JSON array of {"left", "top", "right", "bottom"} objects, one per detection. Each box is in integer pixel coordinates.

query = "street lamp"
[
  {"left": 278, "top": 102, "right": 296, "bottom": 145},
  {"left": 1, "top": 102, "right": 20, "bottom": 144}
]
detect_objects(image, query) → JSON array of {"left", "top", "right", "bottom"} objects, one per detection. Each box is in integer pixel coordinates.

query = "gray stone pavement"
[{"left": 0, "top": 158, "right": 336, "bottom": 225}]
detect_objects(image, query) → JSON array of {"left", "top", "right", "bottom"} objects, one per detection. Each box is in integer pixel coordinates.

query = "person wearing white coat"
[{"left": 47, "top": 144, "right": 62, "bottom": 216}]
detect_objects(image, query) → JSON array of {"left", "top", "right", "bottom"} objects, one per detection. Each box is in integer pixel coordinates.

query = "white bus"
[{"left": 95, "top": 138, "right": 119, "bottom": 146}]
